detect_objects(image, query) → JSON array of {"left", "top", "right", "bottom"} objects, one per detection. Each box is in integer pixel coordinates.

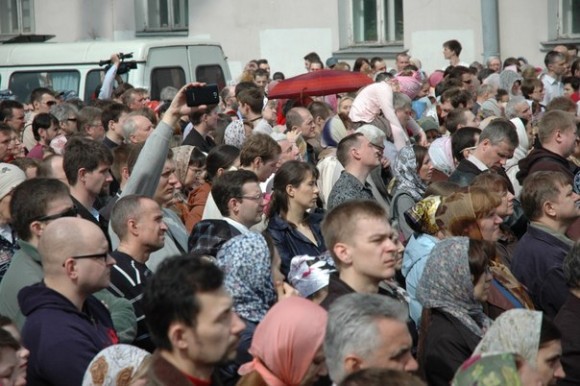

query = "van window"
[
  {"left": 85, "top": 69, "right": 129, "bottom": 102},
  {"left": 195, "top": 65, "right": 226, "bottom": 91},
  {"left": 9, "top": 71, "right": 80, "bottom": 103},
  {"left": 150, "top": 67, "right": 186, "bottom": 100}
]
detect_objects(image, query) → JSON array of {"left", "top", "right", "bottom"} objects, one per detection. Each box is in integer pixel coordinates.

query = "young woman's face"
[
  {"left": 289, "top": 171, "right": 319, "bottom": 211},
  {"left": 477, "top": 209, "right": 503, "bottom": 241},
  {"left": 417, "top": 154, "right": 433, "bottom": 183},
  {"left": 536, "top": 340, "right": 565, "bottom": 386},
  {"left": 472, "top": 267, "right": 492, "bottom": 302}
]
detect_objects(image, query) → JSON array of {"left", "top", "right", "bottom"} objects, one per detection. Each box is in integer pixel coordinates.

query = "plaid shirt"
[{"left": 188, "top": 219, "right": 241, "bottom": 257}]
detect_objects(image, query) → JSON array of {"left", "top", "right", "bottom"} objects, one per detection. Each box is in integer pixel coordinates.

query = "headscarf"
[
  {"left": 288, "top": 255, "right": 336, "bottom": 298},
  {"left": 239, "top": 297, "right": 327, "bottom": 386},
  {"left": 404, "top": 195, "right": 442, "bottom": 236},
  {"left": 506, "top": 118, "right": 529, "bottom": 170},
  {"left": 82, "top": 344, "right": 150, "bottom": 386},
  {"left": 435, "top": 191, "right": 476, "bottom": 235},
  {"left": 483, "top": 73, "right": 501, "bottom": 89},
  {"left": 473, "top": 309, "right": 543, "bottom": 366},
  {"left": 171, "top": 145, "right": 195, "bottom": 186},
  {"left": 392, "top": 145, "right": 427, "bottom": 201},
  {"left": 216, "top": 232, "right": 277, "bottom": 323},
  {"left": 416, "top": 237, "right": 492, "bottom": 337},
  {"left": 428, "top": 136, "right": 455, "bottom": 176},
  {"left": 500, "top": 70, "right": 523, "bottom": 98},
  {"left": 452, "top": 353, "right": 523, "bottom": 386},
  {"left": 224, "top": 119, "right": 247, "bottom": 149},
  {"left": 321, "top": 115, "right": 348, "bottom": 148},
  {"left": 395, "top": 71, "right": 423, "bottom": 100},
  {"left": 481, "top": 99, "right": 503, "bottom": 118},
  {"left": 0, "top": 163, "right": 26, "bottom": 200}
]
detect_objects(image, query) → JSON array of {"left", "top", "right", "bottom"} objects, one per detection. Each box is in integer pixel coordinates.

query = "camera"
[{"left": 99, "top": 52, "right": 137, "bottom": 75}]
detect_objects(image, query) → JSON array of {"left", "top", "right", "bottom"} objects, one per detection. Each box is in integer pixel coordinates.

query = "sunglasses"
[
  {"left": 32, "top": 205, "right": 78, "bottom": 222},
  {"left": 71, "top": 252, "right": 109, "bottom": 262}
]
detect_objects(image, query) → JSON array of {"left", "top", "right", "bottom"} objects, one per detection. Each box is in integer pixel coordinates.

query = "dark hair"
[
  {"left": 443, "top": 39, "right": 462, "bottom": 56},
  {"left": 471, "top": 171, "right": 510, "bottom": 194},
  {"left": 29, "top": 87, "right": 53, "bottom": 104},
  {"left": 440, "top": 87, "right": 472, "bottom": 108},
  {"left": 234, "top": 81, "right": 258, "bottom": 97},
  {"left": 303, "top": 52, "right": 321, "bottom": 63},
  {"left": 101, "top": 102, "right": 130, "bottom": 131},
  {"left": 10, "top": 178, "right": 70, "bottom": 241},
  {"left": 451, "top": 127, "right": 481, "bottom": 161},
  {"left": 353, "top": 57, "right": 370, "bottom": 73},
  {"left": 468, "top": 239, "right": 494, "bottom": 284},
  {"left": 308, "top": 101, "right": 331, "bottom": 121},
  {"left": 544, "top": 51, "right": 566, "bottom": 68},
  {"left": 336, "top": 133, "right": 364, "bottom": 167},
  {"left": 521, "top": 78, "right": 543, "bottom": 99},
  {"left": 143, "top": 255, "right": 224, "bottom": 350},
  {"left": 520, "top": 171, "right": 572, "bottom": 221},
  {"left": 32, "top": 113, "right": 59, "bottom": 141},
  {"left": 237, "top": 87, "right": 264, "bottom": 114},
  {"left": 253, "top": 68, "right": 269, "bottom": 79},
  {"left": 0, "top": 100, "right": 24, "bottom": 121},
  {"left": 11, "top": 157, "right": 38, "bottom": 174},
  {"left": 63, "top": 136, "right": 113, "bottom": 185},
  {"left": 539, "top": 315, "right": 561, "bottom": 347},
  {"left": 268, "top": 160, "right": 319, "bottom": 220},
  {"left": 503, "top": 57, "right": 519, "bottom": 71},
  {"left": 445, "top": 108, "right": 470, "bottom": 134},
  {"left": 111, "top": 143, "right": 134, "bottom": 181},
  {"left": 0, "top": 314, "right": 13, "bottom": 327},
  {"left": 340, "top": 368, "right": 426, "bottom": 386},
  {"left": 413, "top": 144, "right": 428, "bottom": 174},
  {"left": 212, "top": 170, "right": 259, "bottom": 217},
  {"left": 239, "top": 133, "right": 281, "bottom": 167},
  {"left": 189, "top": 147, "right": 207, "bottom": 168},
  {"left": 0, "top": 328, "right": 19, "bottom": 351},
  {"left": 205, "top": 145, "right": 240, "bottom": 182},
  {"left": 272, "top": 72, "right": 285, "bottom": 81}
]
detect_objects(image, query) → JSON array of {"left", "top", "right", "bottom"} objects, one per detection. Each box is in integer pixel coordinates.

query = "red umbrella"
[{"left": 268, "top": 69, "right": 373, "bottom": 99}]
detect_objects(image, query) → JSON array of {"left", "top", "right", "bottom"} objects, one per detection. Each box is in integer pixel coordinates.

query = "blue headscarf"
[{"left": 216, "top": 232, "right": 277, "bottom": 323}]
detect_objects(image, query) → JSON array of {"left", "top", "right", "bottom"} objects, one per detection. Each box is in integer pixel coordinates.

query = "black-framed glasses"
[
  {"left": 32, "top": 205, "right": 78, "bottom": 222},
  {"left": 71, "top": 252, "right": 109, "bottom": 262}
]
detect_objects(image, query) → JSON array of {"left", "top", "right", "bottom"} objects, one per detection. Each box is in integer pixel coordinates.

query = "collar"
[
  {"left": 342, "top": 171, "right": 373, "bottom": 191},
  {"left": 16, "top": 239, "right": 42, "bottom": 264},
  {"left": 223, "top": 217, "right": 250, "bottom": 234},
  {"left": 529, "top": 222, "right": 574, "bottom": 248},
  {"left": 467, "top": 154, "right": 489, "bottom": 172}
]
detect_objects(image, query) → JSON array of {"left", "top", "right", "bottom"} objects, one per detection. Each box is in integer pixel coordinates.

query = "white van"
[{"left": 0, "top": 38, "right": 231, "bottom": 103}]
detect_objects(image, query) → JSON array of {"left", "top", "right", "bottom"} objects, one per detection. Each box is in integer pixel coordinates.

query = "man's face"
[
  {"left": 559, "top": 126, "right": 578, "bottom": 158},
  {"left": 76, "top": 233, "right": 115, "bottom": 291},
  {"left": 277, "top": 140, "right": 300, "bottom": 165},
  {"left": 514, "top": 102, "right": 532, "bottom": 122},
  {"left": 129, "top": 93, "right": 148, "bottom": 110},
  {"left": 358, "top": 318, "right": 418, "bottom": 373},
  {"left": 4, "top": 108, "right": 25, "bottom": 132},
  {"left": 341, "top": 216, "right": 398, "bottom": 282},
  {"left": 439, "top": 100, "right": 454, "bottom": 120},
  {"left": 254, "top": 75, "right": 268, "bottom": 90},
  {"left": 130, "top": 116, "right": 153, "bottom": 144},
  {"left": 41, "top": 122, "right": 60, "bottom": 143},
  {"left": 83, "top": 162, "right": 113, "bottom": 197},
  {"left": 488, "top": 58, "right": 501, "bottom": 72},
  {"left": 205, "top": 108, "right": 219, "bottom": 132},
  {"left": 461, "top": 73, "right": 475, "bottom": 92},
  {"left": 395, "top": 107, "right": 412, "bottom": 128},
  {"left": 184, "top": 287, "right": 245, "bottom": 366},
  {"left": 354, "top": 136, "right": 382, "bottom": 168},
  {"left": 396, "top": 55, "right": 410, "bottom": 72},
  {"left": 551, "top": 183, "right": 580, "bottom": 224},
  {"left": 297, "top": 110, "right": 316, "bottom": 139},
  {"left": 34, "top": 93, "right": 57, "bottom": 113},
  {"left": 258, "top": 63, "right": 270, "bottom": 74},
  {"left": 86, "top": 119, "right": 105, "bottom": 141},
  {"left": 60, "top": 115, "right": 78, "bottom": 137},
  {"left": 463, "top": 110, "right": 479, "bottom": 128},
  {"left": 549, "top": 59, "right": 568, "bottom": 76},
  {"left": 236, "top": 182, "right": 265, "bottom": 228},
  {"left": 154, "top": 160, "right": 180, "bottom": 206},
  {"left": 0, "top": 131, "right": 11, "bottom": 161},
  {"left": 480, "top": 139, "right": 514, "bottom": 168},
  {"left": 373, "top": 60, "right": 386, "bottom": 74},
  {"left": 256, "top": 155, "right": 280, "bottom": 182},
  {"left": 135, "top": 199, "right": 167, "bottom": 252},
  {"left": 309, "top": 62, "right": 323, "bottom": 72},
  {"left": 443, "top": 46, "right": 454, "bottom": 60}
]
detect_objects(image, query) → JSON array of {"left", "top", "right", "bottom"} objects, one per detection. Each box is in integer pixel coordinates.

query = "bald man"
[{"left": 18, "top": 218, "right": 119, "bottom": 386}]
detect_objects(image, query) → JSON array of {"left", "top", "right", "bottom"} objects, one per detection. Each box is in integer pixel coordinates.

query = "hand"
[
  {"left": 111, "top": 53, "right": 121, "bottom": 67},
  {"left": 380, "top": 156, "right": 390, "bottom": 169},
  {"left": 286, "top": 128, "right": 302, "bottom": 143},
  {"left": 162, "top": 82, "right": 207, "bottom": 126},
  {"left": 275, "top": 280, "right": 300, "bottom": 300},
  {"left": 417, "top": 131, "right": 428, "bottom": 147}
]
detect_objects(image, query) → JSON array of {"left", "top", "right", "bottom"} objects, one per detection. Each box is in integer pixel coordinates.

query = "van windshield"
[{"left": 9, "top": 70, "right": 80, "bottom": 103}]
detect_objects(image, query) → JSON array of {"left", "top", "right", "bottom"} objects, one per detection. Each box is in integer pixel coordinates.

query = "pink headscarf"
[
  {"left": 239, "top": 297, "right": 327, "bottom": 386},
  {"left": 395, "top": 71, "right": 422, "bottom": 99}
]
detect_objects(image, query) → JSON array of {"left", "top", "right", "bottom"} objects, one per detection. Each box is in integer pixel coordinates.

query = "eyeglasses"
[
  {"left": 32, "top": 205, "right": 78, "bottom": 222},
  {"left": 71, "top": 252, "right": 109, "bottom": 262},
  {"left": 238, "top": 193, "right": 266, "bottom": 201},
  {"left": 67, "top": 118, "right": 77, "bottom": 122}
]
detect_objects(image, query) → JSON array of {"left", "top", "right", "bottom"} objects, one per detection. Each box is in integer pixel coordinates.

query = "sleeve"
[
  {"left": 185, "top": 185, "right": 211, "bottom": 232},
  {"left": 93, "top": 290, "right": 138, "bottom": 344},
  {"left": 424, "top": 333, "right": 472, "bottom": 386},
  {"left": 98, "top": 64, "right": 118, "bottom": 100},
  {"left": 538, "top": 267, "right": 569, "bottom": 318},
  {"left": 395, "top": 194, "right": 416, "bottom": 241},
  {"left": 266, "top": 225, "right": 292, "bottom": 278},
  {"left": 375, "top": 83, "right": 406, "bottom": 150},
  {"left": 121, "top": 121, "right": 173, "bottom": 198}
]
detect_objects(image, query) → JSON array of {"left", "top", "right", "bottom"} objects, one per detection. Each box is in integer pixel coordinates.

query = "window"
[
  {"left": 560, "top": 0, "right": 580, "bottom": 37},
  {"left": 135, "top": 0, "right": 188, "bottom": 33},
  {"left": 9, "top": 71, "right": 79, "bottom": 103},
  {"left": 150, "top": 67, "right": 186, "bottom": 100},
  {"left": 351, "top": 0, "right": 403, "bottom": 45},
  {"left": 195, "top": 65, "right": 226, "bottom": 91},
  {"left": 0, "top": 0, "right": 34, "bottom": 35},
  {"left": 85, "top": 69, "right": 129, "bottom": 102}
]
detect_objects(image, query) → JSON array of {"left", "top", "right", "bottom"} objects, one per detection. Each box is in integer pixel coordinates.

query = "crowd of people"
[{"left": 0, "top": 39, "right": 578, "bottom": 385}]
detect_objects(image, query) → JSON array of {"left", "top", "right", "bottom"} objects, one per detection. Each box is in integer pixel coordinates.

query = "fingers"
[{"left": 275, "top": 281, "right": 300, "bottom": 300}]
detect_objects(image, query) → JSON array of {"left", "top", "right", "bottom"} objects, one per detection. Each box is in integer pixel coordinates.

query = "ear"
[
  {"left": 168, "top": 322, "right": 189, "bottom": 351},
  {"left": 333, "top": 242, "right": 352, "bottom": 265},
  {"left": 228, "top": 197, "right": 240, "bottom": 215},
  {"left": 121, "top": 166, "right": 130, "bottom": 182},
  {"left": 216, "top": 167, "right": 225, "bottom": 177},
  {"left": 343, "top": 355, "right": 363, "bottom": 376},
  {"left": 351, "top": 146, "right": 362, "bottom": 161},
  {"left": 29, "top": 221, "right": 45, "bottom": 239},
  {"left": 127, "top": 218, "right": 139, "bottom": 237},
  {"left": 108, "top": 119, "right": 116, "bottom": 131},
  {"left": 286, "top": 184, "right": 296, "bottom": 198},
  {"left": 77, "top": 167, "right": 88, "bottom": 184},
  {"left": 62, "top": 258, "right": 79, "bottom": 280},
  {"left": 253, "top": 156, "right": 263, "bottom": 169},
  {"left": 543, "top": 200, "right": 556, "bottom": 217}
]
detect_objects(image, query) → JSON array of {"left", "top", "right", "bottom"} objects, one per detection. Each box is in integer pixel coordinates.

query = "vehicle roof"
[{"left": 0, "top": 38, "right": 224, "bottom": 67}]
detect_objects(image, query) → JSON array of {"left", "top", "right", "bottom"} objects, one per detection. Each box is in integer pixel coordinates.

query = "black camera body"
[{"left": 99, "top": 52, "right": 137, "bottom": 75}]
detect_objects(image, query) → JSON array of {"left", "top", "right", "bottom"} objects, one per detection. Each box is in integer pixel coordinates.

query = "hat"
[
  {"left": 395, "top": 71, "right": 423, "bottom": 99},
  {"left": 0, "top": 163, "right": 26, "bottom": 200},
  {"left": 418, "top": 117, "right": 439, "bottom": 133},
  {"left": 355, "top": 124, "right": 386, "bottom": 149},
  {"left": 325, "top": 57, "right": 338, "bottom": 68},
  {"left": 288, "top": 255, "right": 336, "bottom": 298}
]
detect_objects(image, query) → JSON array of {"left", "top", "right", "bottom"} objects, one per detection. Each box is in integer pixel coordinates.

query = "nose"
[
  {"left": 231, "top": 312, "right": 246, "bottom": 335},
  {"left": 106, "top": 254, "right": 117, "bottom": 266},
  {"left": 554, "top": 362, "right": 566, "bottom": 379},
  {"left": 19, "top": 347, "right": 30, "bottom": 360},
  {"left": 313, "top": 185, "right": 320, "bottom": 194},
  {"left": 160, "top": 220, "right": 168, "bottom": 231},
  {"left": 405, "top": 356, "right": 419, "bottom": 372},
  {"left": 494, "top": 214, "right": 503, "bottom": 224},
  {"left": 105, "top": 171, "right": 113, "bottom": 183},
  {"left": 169, "top": 172, "right": 180, "bottom": 186}
]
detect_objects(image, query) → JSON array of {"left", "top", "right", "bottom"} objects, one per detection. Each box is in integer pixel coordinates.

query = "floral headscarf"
[
  {"left": 171, "top": 145, "right": 195, "bottom": 185},
  {"left": 473, "top": 309, "right": 543, "bottom": 366},
  {"left": 392, "top": 145, "right": 427, "bottom": 201},
  {"left": 416, "top": 237, "right": 492, "bottom": 337},
  {"left": 435, "top": 191, "right": 476, "bottom": 235},
  {"left": 239, "top": 297, "right": 327, "bottom": 386},
  {"left": 216, "top": 232, "right": 277, "bottom": 323},
  {"left": 224, "top": 119, "right": 248, "bottom": 149},
  {"left": 288, "top": 254, "right": 336, "bottom": 298},
  {"left": 395, "top": 71, "right": 423, "bottom": 100},
  {"left": 82, "top": 344, "right": 150, "bottom": 386},
  {"left": 404, "top": 195, "right": 442, "bottom": 235},
  {"left": 452, "top": 353, "right": 523, "bottom": 386}
]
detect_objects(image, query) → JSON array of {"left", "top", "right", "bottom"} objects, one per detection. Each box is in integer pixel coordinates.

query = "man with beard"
[
  {"left": 108, "top": 195, "right": 168, "bottom": 352},
  {"left": 143, "top": 255, "right": 245, "bottom": 385}
]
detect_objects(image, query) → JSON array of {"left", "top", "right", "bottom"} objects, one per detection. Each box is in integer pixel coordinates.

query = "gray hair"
[
  {"left": 478, "top": 118, "right": 519, "bottom": 148},
  {"left": 485, "top": 56, "right": 501, "bottom": 67},
  {"left": 270, "top": 132, "right": 287, "bottom": 142},
  {"left": 564, "top": 242, "right": 580, "bottom": 289},
  {"left": 476, "top": 84, "right": 495, "bottom": 98},
  {"left": 50, "top": 103, "right": 78, "bottom": 123},
  {"left": 324, "top": 294, "right": 408, "bottom": 384},
  {"left": 504, "top": 96, "right": 528, "bottom": 119},
  {"left": 392, "top": 92, "right": 411, "bottom": 111},
  {"left": 110, "top": 194, "right": 150, "bottom": 240},
  {"left": 121, "top": 112, "right": 149, "bottom": 143},
  {"left": 160, "top": 86, "right": 178, "bottom": 101}
]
